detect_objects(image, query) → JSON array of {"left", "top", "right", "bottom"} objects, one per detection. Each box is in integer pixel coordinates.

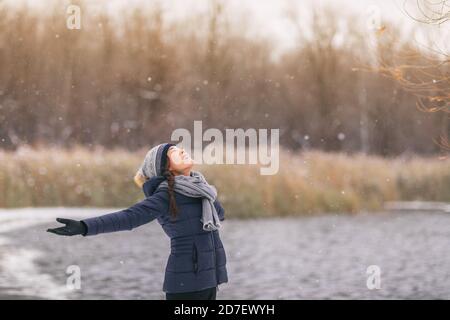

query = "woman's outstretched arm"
[
  {"left": 81, "top": 192, "right": 167, "bottom": 236},
  {"left": 47, "top": 193, "right": 167, "bottom": 237}
]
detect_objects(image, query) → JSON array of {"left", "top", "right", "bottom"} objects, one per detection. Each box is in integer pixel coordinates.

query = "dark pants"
[{"left": 166, "top": 286, "right": 217, "bottom": 300}]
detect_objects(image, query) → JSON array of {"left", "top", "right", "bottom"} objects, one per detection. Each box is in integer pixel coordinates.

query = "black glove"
[{"left": 47, "top": 218, "right": 88, "bottom": 236}]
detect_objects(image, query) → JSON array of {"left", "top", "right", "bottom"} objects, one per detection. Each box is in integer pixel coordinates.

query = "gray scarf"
[{"left": 157, "top": 170, "right": 222, "bottom": 232}]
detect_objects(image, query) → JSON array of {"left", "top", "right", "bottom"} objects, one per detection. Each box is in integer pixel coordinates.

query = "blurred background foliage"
[
  {"left": 0, "top": 0, "right": 447, "bottom": 155},
  {"left": 1, "top": 146, "right": 449, "bottom": 216},
  {"left": 0, "top": 0, "right": 449, "bottom": 214}
]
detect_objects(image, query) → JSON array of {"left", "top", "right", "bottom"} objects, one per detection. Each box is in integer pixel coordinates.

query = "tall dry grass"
[{"left": 1, "top": 145, "right": 449, "bottom": 217}]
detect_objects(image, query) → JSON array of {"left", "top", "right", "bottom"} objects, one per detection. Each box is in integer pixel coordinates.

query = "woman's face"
[{"left": 167, "top": 146, "right": 194, "bottom": 175}]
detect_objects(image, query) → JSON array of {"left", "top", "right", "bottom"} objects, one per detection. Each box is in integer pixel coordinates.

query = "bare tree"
[{"left": 376, "top": 0, "right": 449, "bottom": 150}]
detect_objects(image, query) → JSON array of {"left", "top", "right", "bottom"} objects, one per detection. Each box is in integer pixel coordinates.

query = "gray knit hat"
[{"left": 137, "top": 143, "right": 175, "bottom": 178}]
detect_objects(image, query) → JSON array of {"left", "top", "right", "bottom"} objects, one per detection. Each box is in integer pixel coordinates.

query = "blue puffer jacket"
[{"left": 81, "top": 176, "right": 228, "bottom": 293}]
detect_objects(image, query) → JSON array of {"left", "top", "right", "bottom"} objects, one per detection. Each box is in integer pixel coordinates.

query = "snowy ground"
[{"left": 0, "top": 208, "right": 449, "bottom": 300}]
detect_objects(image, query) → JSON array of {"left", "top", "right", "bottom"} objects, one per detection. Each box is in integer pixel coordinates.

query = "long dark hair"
[{"left": 163, "top": 158, "right": 178, "bottom": 220}]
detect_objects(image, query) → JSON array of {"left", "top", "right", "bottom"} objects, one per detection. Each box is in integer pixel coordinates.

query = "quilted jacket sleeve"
[{"left": 81, "top": 192, "right": 166, "bottom": 236}]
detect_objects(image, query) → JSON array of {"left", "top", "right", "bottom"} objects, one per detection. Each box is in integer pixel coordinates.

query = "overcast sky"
[{"left": 6, "top": 0, "right": 449, "bottom": 54}]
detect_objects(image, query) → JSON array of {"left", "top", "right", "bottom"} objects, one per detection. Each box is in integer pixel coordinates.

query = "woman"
[{"left": 47, "top": 143, "right": 228, "bottom": 300}]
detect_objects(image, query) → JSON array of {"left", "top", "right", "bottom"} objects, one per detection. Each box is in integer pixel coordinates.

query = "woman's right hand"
[{"left": 47, "top": 218, "right": 87, "bottom": 236}]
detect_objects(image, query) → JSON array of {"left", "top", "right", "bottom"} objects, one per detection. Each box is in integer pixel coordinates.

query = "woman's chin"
[
  {"left": 185, "top": 163, "right": 194, "bottom": 170},
  {"left": 184, "top": 162, "right": 194, "bottom": 172}
]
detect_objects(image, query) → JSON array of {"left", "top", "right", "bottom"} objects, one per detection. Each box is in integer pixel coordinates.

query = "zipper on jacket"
[
  {"left": 192, "top": 242, "right": 198, "bottom": 274},
  {"left": 211, "top": 231, "right": 218, "bottom": 286}
]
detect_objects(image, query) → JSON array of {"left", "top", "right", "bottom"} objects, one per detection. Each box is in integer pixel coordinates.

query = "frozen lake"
[{"left": 0, "top": 208, "right": 449, "bottom": 299}]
